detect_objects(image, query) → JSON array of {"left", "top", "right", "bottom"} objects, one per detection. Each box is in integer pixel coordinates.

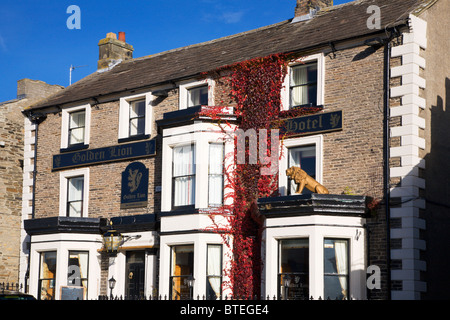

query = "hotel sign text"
[
  {"left": 52, "top": 140, "right": 156, "bottom": 171},
  {"left": 281, "top": 110, "right": 343, "bottom": 136}
]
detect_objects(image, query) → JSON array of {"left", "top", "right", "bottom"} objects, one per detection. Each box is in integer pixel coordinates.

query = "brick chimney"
[
  {"left": 295, "top": 0, "right": 333, "bottom": 17},
  {"left": 98, "top": 32, "right": 134, "bottom": 70}
]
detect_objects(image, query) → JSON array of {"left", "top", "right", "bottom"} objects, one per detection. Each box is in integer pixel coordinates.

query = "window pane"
[
  {"left": 129, "top": 100, "right": 146, "bottom": 136},
  {"left": 279, "top": 239, "right": 309, "bottom": 300},
  {"left": 324, "top": 239, "right": 349, "bottom": 300},
  {"left": 290, "top": 63, "right": 317, "bottom": 108},
  {"left": 171, "top": 245, "right": 194, "bottom": 300},
  {"left": 207, "top": 245, "right": 222, "bottom": 299},
  {"left": 69, "top": 111, "right": 85, "bottom": 129},
  {"left": 39, "top": 251, "right": 56, "bottom": 300},
  {"left": 68, "top": 177, "right": 83, "bottom": 201},
  {"left": 288, "top": 145, "right": 316, "bottom": 195},
  {"left": 129, "top": 117, "right": 145, "bottom": 136},
  {"left": 130, "top": 100, "right": 146, "bottom": 117},
  {"left": 68, "top": 251, "right": 88, "bottom": 299},
  {"left": 188, "top": 86, "right": 208, "bottom": 107},
  {"left": 209, "top": 144, "right": 224, "bottom": 206},
  {"left": 173, "top": 145, "right": 195, "bottom": 206},
  {"left": 69, "top": 128, "right": 85, "bottom": 145}
]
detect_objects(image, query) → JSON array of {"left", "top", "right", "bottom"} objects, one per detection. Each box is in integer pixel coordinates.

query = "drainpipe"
[{"left": 23, "top": 111, "right": 47, "bottom": 293}]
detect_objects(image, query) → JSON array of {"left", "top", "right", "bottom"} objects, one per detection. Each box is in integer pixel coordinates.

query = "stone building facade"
[
  {"left": 0, "top": 79, "right": 63, "bottom": 284},
  {"left": 19, "top": 0, "right": 449, "bottom": 300}
]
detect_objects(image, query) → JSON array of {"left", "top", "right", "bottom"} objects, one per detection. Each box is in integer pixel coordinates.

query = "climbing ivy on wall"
[{"left": 199, "top": 53, "right": 322, "bottom": 298}]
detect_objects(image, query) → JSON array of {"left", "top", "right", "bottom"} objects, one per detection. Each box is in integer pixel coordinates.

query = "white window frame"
[
  {"left": 59, "top": 168, "right": 90, "bottom": 218},
  {"left": 263, "top": 215, "right": 366, "bottom": 300},
  {"left": 118, "top": 92, "right": 153, "bottom": 141},
  {"left": 161, "top": 123, "right": 234, "bottom": 212},
  {"left": 281, "top": 53, "right": 325, "bottom": 111},
  {"left": 279, "top": 135, "right": 323, "bottom": 196},
  {"left": 61, "top": 104, "right": 91, "bottom": 150},
  {"left": 179, "top": 78, "right": 215, "bottom": 110}
]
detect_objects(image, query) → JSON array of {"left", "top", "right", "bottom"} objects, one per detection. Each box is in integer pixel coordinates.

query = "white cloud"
[{"left": 221, "top": 11, "right": 244, "bottom": 24}]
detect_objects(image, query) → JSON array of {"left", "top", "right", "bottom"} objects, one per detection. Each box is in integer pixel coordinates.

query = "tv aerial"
[{"left": 69, "top": 64, "right": 87, "bottom": 85}]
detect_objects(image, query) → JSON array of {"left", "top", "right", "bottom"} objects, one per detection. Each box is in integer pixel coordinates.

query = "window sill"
[
  {"left": 118, "top": 134, "right": 150, "bottom": 144},
  {"left": 60, "top": 144, "right": 89, "bottom": 153}
]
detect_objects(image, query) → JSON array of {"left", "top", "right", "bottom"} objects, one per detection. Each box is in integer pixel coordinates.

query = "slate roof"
[{"left": 28, "top": 0, "right": 432, "bottom": 111}]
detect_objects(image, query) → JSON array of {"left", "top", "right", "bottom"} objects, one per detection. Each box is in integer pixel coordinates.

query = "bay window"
[{"left": 173, "top": 145, "right": 196, "bottom": 208}]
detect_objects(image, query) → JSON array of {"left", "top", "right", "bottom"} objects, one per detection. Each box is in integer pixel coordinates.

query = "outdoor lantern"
[
  {"left": 102, "top": 221, "right": 123, "bottom": 256},
  {"left": 109, "top": 277, "right": 116, "bottom": 291},
  {"left": 109, "top": 276, "right": 116, "bottom": 299}
]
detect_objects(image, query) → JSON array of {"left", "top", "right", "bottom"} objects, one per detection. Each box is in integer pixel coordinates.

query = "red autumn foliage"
[{"left": 198, "top": 53, "right": 323, "bottom": 297}]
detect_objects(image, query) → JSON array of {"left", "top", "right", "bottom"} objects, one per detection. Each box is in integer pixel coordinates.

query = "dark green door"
[{"left": 125, "top": 251, "right": 145, "bottom": 298}]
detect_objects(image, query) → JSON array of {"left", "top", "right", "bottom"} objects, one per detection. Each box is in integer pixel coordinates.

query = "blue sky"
[{"left": 0, "top": 0, "right": 352, "bottom": 102}]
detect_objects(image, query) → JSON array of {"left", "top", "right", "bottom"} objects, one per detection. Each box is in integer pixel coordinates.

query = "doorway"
[{"left": 125, "top": 251, "right": 145, "bottom": 298}]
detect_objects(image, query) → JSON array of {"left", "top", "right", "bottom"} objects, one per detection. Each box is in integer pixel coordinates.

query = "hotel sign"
[
  {"left": 281, "top": 110, "right": 343, "bottom": 136},
  {"left": 121, "top": 162, "right": 149, "bottom": 209},
  {"left": 52, "top": 140, "right": 156, "bottom": 171}
]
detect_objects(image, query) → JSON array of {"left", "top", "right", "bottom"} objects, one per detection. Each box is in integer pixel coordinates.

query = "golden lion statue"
[{"left": 286, "top": 166, "right": 329, "bottom": 194}]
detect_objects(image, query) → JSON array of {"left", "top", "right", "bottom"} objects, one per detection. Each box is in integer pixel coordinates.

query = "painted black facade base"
[
  {"left": 258, "top": 194, "right": 368, "bottom": 218},
  {"left": 24, "top": 214, "right": 158, "bottom": 236},
  {"left": 24, "top": 217, "right": 103, "bottom": 236}
]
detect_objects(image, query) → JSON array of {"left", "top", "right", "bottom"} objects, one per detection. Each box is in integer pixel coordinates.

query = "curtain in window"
[
  {"left": 69, "top": 111, "right": 85, "bottom": 145},
  {"left": 173, "top": 145, "right": 195, "bottom": 206},
  {"left": 291, "top": 66, "right": 308, "bottom": 107},
  {"left": 189, "top": 86, "right": 208, "bottom": 108},
  {"left": 207, "top": 245, "right": 222, "bottom": 299},
  {"left": 39, "top": 251, "right": 56, "bottom": 300},
  {"left": 209, "top": 144, "right": 224, "bottom": 206},
  {"left": 129, "top": 100, "right": 146, "bottom": 136},
  {"left": 334, "top": 240, "right": 348, "bottom": 297},
  {"left": 68, "top": 177, "right": 83, "bottom": 217}
]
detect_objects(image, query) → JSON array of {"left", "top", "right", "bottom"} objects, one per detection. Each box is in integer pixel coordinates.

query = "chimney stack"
[
  {"left": 98, "top": 32, "right": 134, "bottom": 70},
  {"left": 295, "top": 0, "right": 333, "bottom": 17}
]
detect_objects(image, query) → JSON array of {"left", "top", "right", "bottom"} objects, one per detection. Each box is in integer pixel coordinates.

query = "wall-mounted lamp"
[{"left": 102, "top": 221, "right": 123, "bottom": 257}]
